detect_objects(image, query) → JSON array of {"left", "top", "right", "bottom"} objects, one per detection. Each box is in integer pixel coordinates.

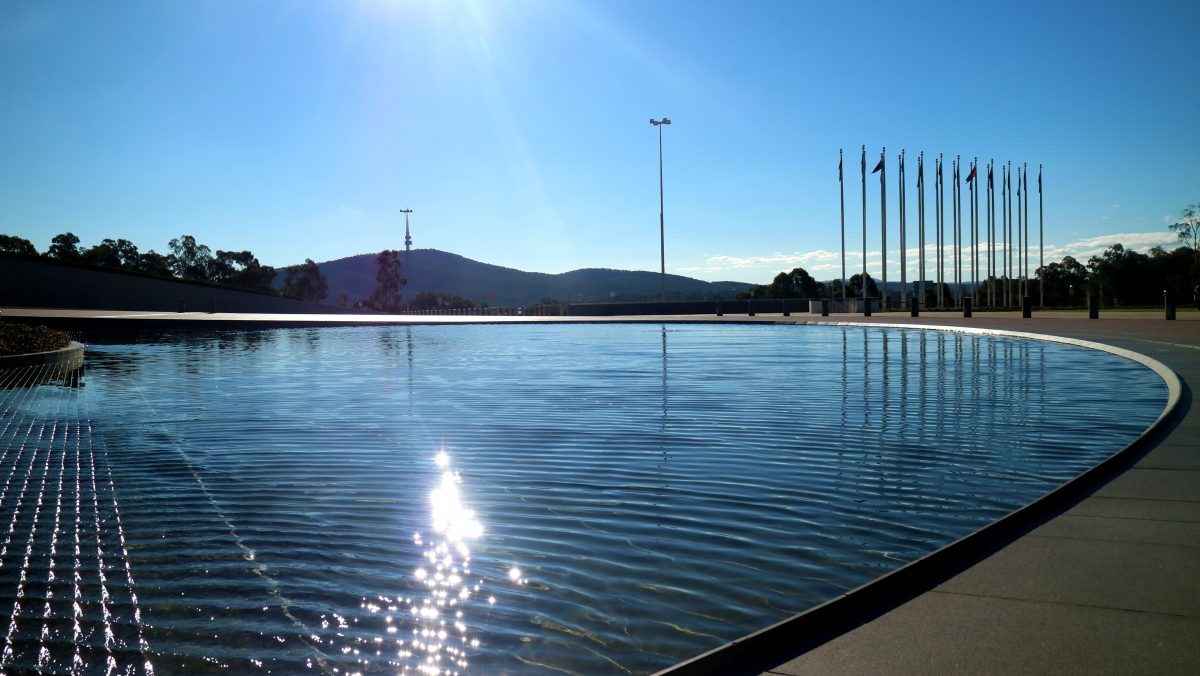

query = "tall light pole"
[{"left": 650, "top": 117, "right": 671, "bottom": 300}]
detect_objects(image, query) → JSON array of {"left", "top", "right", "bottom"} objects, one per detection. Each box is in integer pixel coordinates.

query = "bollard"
[
  {"left": 782, "top": 299, "right": 790, "bottom": 317},
  {"left": 1089, "top": 295, "right": 1099, "bottom": 320},
  {"left": 1022, "top": 295, "right": 1032, "bottom": 319},
  {"left": 910, "top": 297, "right": 919, "bottom": 317},
  {"left": 863, "top": 297, "right": 872, "bottom": 317},
  {"left": 748, "top": 300, "right": 755, "bottom": 317},
  {"left": 1165, "top": 291, "right": 1176, "bottom": 321},
  {"left": 963, "top": 297, "right": 972, "bottom": 318},
  {"left": 821, "top": 298, "right": 830, "bottom": 317}
]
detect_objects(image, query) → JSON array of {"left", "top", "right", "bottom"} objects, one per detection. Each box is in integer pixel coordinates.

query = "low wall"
[
  {"left": 0, "top": 341, "right": 84, "bottom": 371},
  {"left": 0, "top": 254, "right": 358, "bottom": 314},
  {"left": 567, "top": 299, "right": 814, "bottom": 316}
]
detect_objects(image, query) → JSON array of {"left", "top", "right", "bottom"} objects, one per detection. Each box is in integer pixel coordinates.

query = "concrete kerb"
[
  {"left": 0, "top": 341, "right": 85, "bottom": 371},
  {"left": 654, "top": 321, "right": 1182, "bottom": 676}
]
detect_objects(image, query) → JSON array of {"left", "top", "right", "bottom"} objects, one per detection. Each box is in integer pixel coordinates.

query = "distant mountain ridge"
[{"left": 303, "top": 249, "right": 753, "bottom": 306}]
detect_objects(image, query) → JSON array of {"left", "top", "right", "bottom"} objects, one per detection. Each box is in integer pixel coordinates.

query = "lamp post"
[{"left": 650, "top": 117, "right": 671, "bottom": 301}]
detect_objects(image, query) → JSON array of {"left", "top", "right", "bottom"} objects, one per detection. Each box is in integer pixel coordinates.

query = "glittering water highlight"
[{"left": 0, "top": 324, "right": 1168, "bottom": 674}]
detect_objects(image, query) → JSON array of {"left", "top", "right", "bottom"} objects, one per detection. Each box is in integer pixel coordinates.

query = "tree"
[
  {"left": 1148, "top": 245, "right": 1195, "bottom": 305},
  {"left": 1088, "top": 244, "right": 1156, "bottom": 306},
  {"left": 920, "top": 281, "right": 955, "bottom": 308},
  {"left": 1170, "top": 203, "right": 1200, "bottom": 252},
  {"left": 736, "top": 266, "right": 824, "bottom": 299},
  {"left": 84, "top": 238, "right": 140, "bottom": 269},
  {"left": 135, "top": 250, "right": 176, "bottom": 277},
  {"left": 168, "top": 235, "right": 214, "bottom": 281},
  {"left": 211, "top": 250, "right": 276, "bottom": 291},
  {"left": 410, "top": 292, "right": 476, "bottom": 310},
  {"left": 369, "top": 249, "right": 407, "bottom": 312},
  {"left": 1035, "top": 255, "right": 1089, "bottom": 306},
  {"left": 1169, "top": 203, "right": 1199, "bottom": 305},
  {"left": 47, "top": 232, "right": 82, "bottom": 261},
  {"left": 846, "top": 272, "right": 880, "bottom": 299},
  {"left": 283, "top": 259, "right": 328, "bottom": 302},
  {"left": 0, "top": 234, "right": 38, "bottom": 256}
]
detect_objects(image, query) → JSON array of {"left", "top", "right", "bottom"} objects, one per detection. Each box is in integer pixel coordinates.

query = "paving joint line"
[
  {"left": 1063, "top": 513, "right": 1200, "bottom": 525},
  {"left": 929, "top": 589, "right": 1200, "bottom": 619},
  {"left": 1026, "top": 532, "right": 1200, "bottom": 548}
]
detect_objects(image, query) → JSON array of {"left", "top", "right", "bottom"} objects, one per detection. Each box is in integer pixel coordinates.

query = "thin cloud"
[{"left": 689, "top": 230, "right": 1182, "bottom": 281}]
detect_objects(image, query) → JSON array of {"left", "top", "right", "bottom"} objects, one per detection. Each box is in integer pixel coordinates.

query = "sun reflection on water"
[{"left": 399, "top": 450, "right": 487, "bottom": 675}]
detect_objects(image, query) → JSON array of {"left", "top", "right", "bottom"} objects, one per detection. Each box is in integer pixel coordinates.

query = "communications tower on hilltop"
[{"left": 400, "top": 208, "right": 413, "bottom": 272}]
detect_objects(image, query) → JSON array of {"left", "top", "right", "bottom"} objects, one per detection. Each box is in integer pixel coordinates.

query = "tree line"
[
  {"left": 0, "top": 231, "right": 340, "bottom": 302},
  {"left": 738, "top": 203, "right": 1200, "bottom": 309}
]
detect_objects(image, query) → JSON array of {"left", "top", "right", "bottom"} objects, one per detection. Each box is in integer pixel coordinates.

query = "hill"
[{"left": 296, "top": 249, "right": 752, "bottom": 306}]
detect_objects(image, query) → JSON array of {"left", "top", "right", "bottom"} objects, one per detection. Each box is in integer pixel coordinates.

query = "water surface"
[{"left": 0, "top": 324, "right": 1167, "bottom": 674}]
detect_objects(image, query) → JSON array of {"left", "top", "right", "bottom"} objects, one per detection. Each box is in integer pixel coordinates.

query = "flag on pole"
[
  {"left": 839, "top": 158, "right": 843, "bottom": 182},
  {"left": 966, "top": 167, "right": 977, "bottom": 184},
  {"left": 988, "top": 164, "right": 993, "bottom": 188},
  {"left": 872, "top": 157, "right": 884, "bottom": 174}
]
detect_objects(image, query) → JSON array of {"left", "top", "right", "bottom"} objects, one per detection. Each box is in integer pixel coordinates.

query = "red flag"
[
  {"left": 871, "top": 157, "right": 884, "bottom": 174},
  {"left": 965, "top": 167, "right": 977, "bottom": 183}
]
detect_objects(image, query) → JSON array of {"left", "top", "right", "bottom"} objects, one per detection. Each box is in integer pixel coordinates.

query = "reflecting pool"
[{"left": 0, "top": 324, "right": 1167, "bottom": 674}]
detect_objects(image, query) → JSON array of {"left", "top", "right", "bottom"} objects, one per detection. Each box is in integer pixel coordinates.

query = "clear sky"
[{"left": 2, "top": 0, "right": 1197, "bottom": 284}]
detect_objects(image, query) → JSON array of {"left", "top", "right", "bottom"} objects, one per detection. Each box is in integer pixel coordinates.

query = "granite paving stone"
[
  {"left": 1093, "top": 468, "right": 1200, "bottom": 502},
  {"left": 767, "top": 592, "right": 1200, "bottom": 676},
  {"left": 935, "top": 536, "right": 1200, "bottom": 617},
  {"left": 1030, "top": 514, "right": 1200, "bottom": 547}
]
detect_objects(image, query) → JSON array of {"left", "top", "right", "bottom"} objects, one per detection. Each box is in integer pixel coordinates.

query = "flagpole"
[
  {"left": 900, "top": 149, "right": 906, "bottom": 306},
  {"left": 1002, "top": 163, "right": 1008, "bottom": 306},
  {"left": 918, "top": 151, "right": 925, "bottom": 307},
  {"left": 951, "top": 156, "right": 956, "bottom": 305},
  {"left": 1017, "top": 164, "right": 1024, "bottom": 298},
  {"left": 840, "top": 149, "right": 846, "bottom": 302},
  {"left": 1039, "top": 163, "right": 1044, "bottom": 308},
  {"left": 955, "top": 155, "right": 961, "bottom": 306},
  {"left": 974, "top": 158, "right": 980, "bottom": 305},
  {"left": 971, "top": 157, "right": 978, "bottom": 305},
  {"left": 937, "top": 154, "right": 944, "bottom": 308},
  {"left": 861, "top": 145, "right": 867, "bottom": 301},
  {"left": 1006, "top": 161, "right": 1013, "bottom": 304},
  {"left": 1024, "top": 162, "right": 1030, "bottom": 305},
  {"left": 988, "top": 160, "right": 995, "bottom": 307},
  {"left": 880, "top": 147, "right": 887, "bottom": 310}
]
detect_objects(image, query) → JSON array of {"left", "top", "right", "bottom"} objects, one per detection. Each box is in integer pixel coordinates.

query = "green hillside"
[{"left": 307, "top": 249, "right": 752, "bottom": 306}]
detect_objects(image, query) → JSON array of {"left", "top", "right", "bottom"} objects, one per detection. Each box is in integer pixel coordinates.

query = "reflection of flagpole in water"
[
  {"left": 657, "top": 326, "right": 669, "bottom": 500},
  {"left": 880, "top": 331, "right": 889, "bottom": 426},
  {"left": 900, "top": 331, "right": 908, "bottom": 423},
  {"left": 862, "top": 329, "right": 870, "bottom": 425},
  {"left": 918, "top": 331, "right": 927, "bottom": 430},
  {"left": 841, "top": 329, "right": 848, "bottom": 435}
]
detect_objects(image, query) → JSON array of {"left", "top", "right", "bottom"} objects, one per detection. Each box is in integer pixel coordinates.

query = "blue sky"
[{"left": 2, "top": 0, "right": 1197, "bottom": 284}]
